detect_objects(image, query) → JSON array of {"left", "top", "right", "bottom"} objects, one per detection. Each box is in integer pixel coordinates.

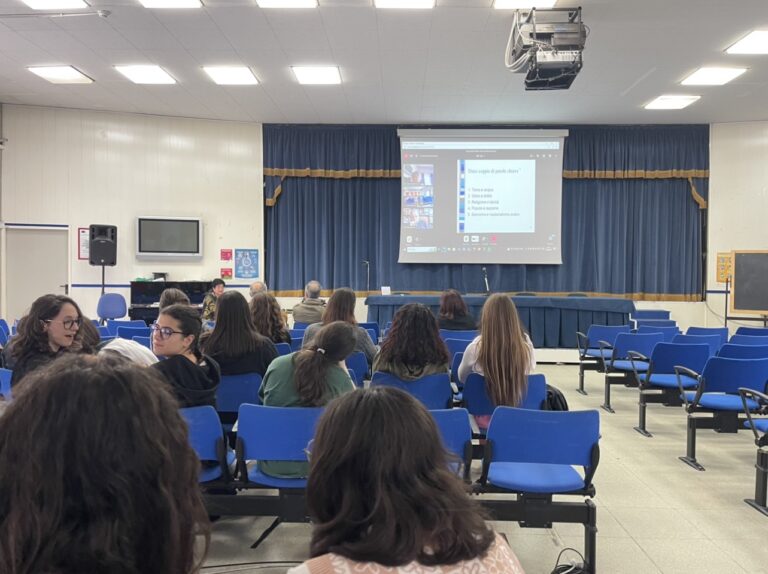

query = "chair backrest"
[
  {"left": 451, "top": 352, "right": 464, "bottom": 384},
  {"left": 612, "top": 332, "right": 664, "bottom": 359},
  {"left": 0, "top": 319, "right": 9, "bottom": 337},
  {"left": 584, "top": 324, "right": 631, "bottom": 348},
  {"left": 289, "top": 329, "right": 306, "bottom": 340},
  {"left": 345, "top": 352, "right": 368, "bottom": 388},
  {"left": 97, "top": 293, "right": 127, "bottom": 321},
  {"left": 463, "top": 373, "right": 547, "bottom": 415},
  {"left": 293, "top": 322, "right": 310, "bottom": 330},
  {"left": 237, "top": 404, "right": 323, "bottom": 461},
  {"left": 359, "top": 322, "right": 380, "bottom": 341},
  {"left": 730, "top": 334, "right": 768, "bottom": 346},
  {"left": 631, "top": 309, "right": 671, "bottom": 320},
  {"left": 106, "top": 319, "right": 147, "bottom": 336},
  {"left": 180, "top": 405, "right": 224, "bottom": 462},
  {"left": 445, "top": 338, "right": 472, "bottom": 357},
  {"left": 700, "top": 357, "right": 768, "bottom": 394},
  {"left": 116, "top": 326, "right": 151, "bottom": 339},
  {"left": 430, "top": 408, "right": 472, "bottom": 461},
  {"left": 686, "top": 326, "right": 729, "bottom": 346},
  {"left": 275, "top": 342, "right": 291, "bottom": 356},
  {"left": 370, "top": 372, "right": 452, "bottom": 410},
  {"left": 736, "top": 327, "right": 768, "bottom": 337},
  {"left": 132, "top": 336, "right": 152, "bottom": 350},
  {"left": 671, "top": 334, "right": 720, "bottom": 357},
  {"left": 486, "top": 407, "right": 600, "bottom": 467},
  {"left": 717, "top": 344, "right": 768, "bottom": 359},
  {"left": 0, "top": 328, "right": 7, "bottom": 347},
  {"left": 97, "top": 325, "right": 111, "bottom": 338},
  {"left": 439, "top": 329, "right": 477, "bottom": 341},
  {"left": 365, "top": 329, "right": 377, "bottom": 345},
  {"left": 637, "top": 325, "right": 680, "bottom": 342},
  {"left": 290, "top": 338, "right": 304, "bottom": 352},
  {"left": 633, "top": 319, "right": 677, "bottom": 328},
  {"left": 648, "top": 342, "right": 711, "bottom": 375},
  {"left": 0, "top": 368, "right": 12, "bottom": 401},
  {"left": 216, "top": 373, "right": 263, "bottom": 413}
]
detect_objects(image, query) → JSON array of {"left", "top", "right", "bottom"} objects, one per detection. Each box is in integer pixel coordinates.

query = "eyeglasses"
[
  {"left": 150, "top": 323, "right": 185, "bottom": 340},
  {"left": 43, "top": 318, "right": 82, "bottom": 330},
  {"left": 304, "top": 439, "right": 314, "bottom": 462}
]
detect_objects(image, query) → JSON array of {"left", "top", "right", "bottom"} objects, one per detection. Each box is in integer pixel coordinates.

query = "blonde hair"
[{"left": 477, "top": 294, "right": 531, "bottom": 407}]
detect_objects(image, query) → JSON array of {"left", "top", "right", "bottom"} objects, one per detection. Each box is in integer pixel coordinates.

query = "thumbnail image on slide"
[
  {"left": 457, "top": 159, "right": 535, "bottom": 234},
  {"left": 403, "top": 163, "right": 434, "bottom": 186},
  {"left": 403, "top": 207, "right": 434, "bottom": 229}
]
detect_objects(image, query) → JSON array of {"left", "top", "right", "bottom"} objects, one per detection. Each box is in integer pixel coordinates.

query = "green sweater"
[{"left": 257, "top": 352, "right": 354, "bottom": 478}]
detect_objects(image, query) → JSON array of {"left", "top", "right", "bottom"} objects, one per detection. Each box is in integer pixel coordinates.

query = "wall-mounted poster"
[
  {"left": 235, "top": 249, "right": 259, "bottom": 278},
  {"left": 220, "top": 267, "right": 233, "bottom": 279},
  {"left": 220, "top": 248, "right": 232, "bottom": 261}
]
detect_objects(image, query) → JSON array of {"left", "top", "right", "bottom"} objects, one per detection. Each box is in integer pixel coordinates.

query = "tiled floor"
[{"left": 204, "top": 364, "right": 768, "bottom": 574}]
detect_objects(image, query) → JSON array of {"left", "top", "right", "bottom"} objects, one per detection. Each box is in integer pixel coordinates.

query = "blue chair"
[
  {"left": 132, "top": 336, "right": 152, "bottom": 350},
  {"left": 439, "top": 329, "right": 477, "bottom": 341},
  {"left": 451, "top": 351, "right": 464, "bottom": 386},
  {"left": 672, "top": 333, "right": 721, "bottom": 357},
  {"left": 631, "top": 342, "right": 711, "bottom": 437},
  {"left": 359, "top": 321, "right": 380, "bottom": 342},
  {"left": 633, "top": 319, "right": 677, "bottom": 329},
  {"left": 687, "top": 326, "right": 729, "bottom": 347},
  {"left": 0, "top": 319, "right": 9, "bottom": 337},
  {"left": 106, "top": 319, "right": 146, "bottom": 337},
  {"left": 739, "top": 388, "right": 768, "bottom": 516},
  {"left": 292, "top": 322, "right": 310, "bottom": 330},
  {"left": 631, "top": 309, "right": 671, "bottom": 320},
  {"left": 430, "top": 408, "right": 473, "bottom": 480},
  {"left": 677, "top": 357, "right": 768, "bottom": 471},
  {"left": 180, "top": 405, "right": 233, "bottom": 484},
  {"left": 464, "top": 373, "right": 548, "bottom": 419},
  {"left": 345, "top": 352, "right": 368, "bottom": 388},
  {"left": 289, "top": 329, "right": 306, "bottom": 340},
  {"left": 599, "top": 332, "right": 664, "bottom": 413},
  {"left": 718, "top": 344, "right": 768, "bottom": 359},
  {"left": 216, "top": 373, "right": 263, "bottom": 430},
  {"left": 0, "top": 328, "right": 7, "bottom": 348},
  {"left": 97, "top": 325, "right": 111, "bottom": 338},
  {"left": 97, "top": 293, "right": 127, "bottom": 323},
  {"left": 737, "top": 327, "right": 768, "bottom": 337},
  {"left": 477, "top": 407, "right": 600, "bottom": 573},
  {"left": 275, "top": 342, "right": 291, "bottom": 356},
  {"left": 371, "top": 372, "right": 452, "bottom": 410},
  {"left": 730, "top": 334, "right": 768, "bottom": 346},
  {"left": 0, "top": 368, "right": 12, "bottom": 401},
  {"left": 445, "top": 338, "right": 472, "bottom": 358},
  {"left": 116, "top": 326, "right": 151, "bottom": 340},
  {"left": 365, "top": 329, "right": 377, "bottom": 345},
  {"left": 575, "top": 324, "right": 631, "bottom": 395},
  {"left": 636, "top": 325, "right": 680, "bottom": 342}
]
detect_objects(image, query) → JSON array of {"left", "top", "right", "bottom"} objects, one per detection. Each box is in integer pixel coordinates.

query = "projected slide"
[{"left": 397, "top": 129, "right": 566, "bottom": 265}]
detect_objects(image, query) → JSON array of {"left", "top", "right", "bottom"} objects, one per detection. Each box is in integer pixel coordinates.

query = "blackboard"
[{"left": 732, "top": 251, "right": 768, "bottom": 314}]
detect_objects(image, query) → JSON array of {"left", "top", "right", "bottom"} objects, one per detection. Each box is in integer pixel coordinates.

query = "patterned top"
[
  {"left": 201, "top": 291, "right": 218, "bottom": 322},
  {"left": 287, "top": 534, "right": 525, "bottom": 574}
]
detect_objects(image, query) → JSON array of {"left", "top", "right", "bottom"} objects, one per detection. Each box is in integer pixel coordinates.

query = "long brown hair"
[
  {"left": 477, "top": 294, "right": 531, "bottom": 407},
  {"left": 377, "top": 303, "right": 449, "bottom": 368},
  {"left": 250, "top": 293, "right": 290, "bottom": 343},
  {"left": 0, "top": 354, "right": 210, "bottom": 574},
  {"left": 11, "top": 294, "right": 84, "bottom": 360},
  {"left": 307, "top": 387, "right": 494, "bottom": 565},
  {"left": 322, "top": 288, "right": 357, "bottom": 325},
  {"left": 201, "top": 291, "right": 269, "bottom": 358},
  {"left": 438, "top": 289, "right": 469, "bottom": 320},
  {"left": 292, "top": 321, "right": 356, "bottom": 406}
]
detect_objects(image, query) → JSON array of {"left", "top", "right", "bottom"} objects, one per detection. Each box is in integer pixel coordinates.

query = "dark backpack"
[{"left": 546, "top": 384, "right": 569, "bottom": 411}]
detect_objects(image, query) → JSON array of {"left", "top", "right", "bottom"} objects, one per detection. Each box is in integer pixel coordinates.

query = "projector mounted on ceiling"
[{"left": 505, "top": 7, "right": 587, "bottom": 91}]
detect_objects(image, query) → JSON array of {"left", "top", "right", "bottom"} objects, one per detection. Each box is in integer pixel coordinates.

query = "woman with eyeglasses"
[
  {"left": 151, "top": 303, "right": 221, "bottom": 408},
  {"left": 10, "top": 294, "right": 86, "bottom": 386}
]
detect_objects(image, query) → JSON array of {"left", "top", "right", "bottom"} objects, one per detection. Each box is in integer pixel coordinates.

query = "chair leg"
[
  {"left": 679, "top": 415, "right": 705, "bottom": 471},
  {"left": 578, "top": 363, "right": 588, "bottom": 395},
  {"left": 634, "top": 392, "right": 653, "bottom": 437},
  {"left": 250, "top": 516, "right": 281, "bottom": 549},
  {"left": 583, "top": 500, "right": 598, "bottom": 574},
  {"left": 745, "top": 449, "right": 768, "bottom": 517},
  {"left": 601, "top": 374, "right": 614, "bottom": 413}
]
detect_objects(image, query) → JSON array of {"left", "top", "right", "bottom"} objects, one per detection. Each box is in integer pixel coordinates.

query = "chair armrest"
[
  {"left": 675, "top": 365, "right": 701, "bottom": 409},
  {"left": 628, "top": 351, "right": 650, "bottom": 385},
  {"left": 739, "top": 387, "right": 768, "bottom": 443},
  {"left": 576, "top": 331, "right": 589, "bottom": 358},
  {"left": 597, "top": 339, "right": 613, "bottom": 371}
]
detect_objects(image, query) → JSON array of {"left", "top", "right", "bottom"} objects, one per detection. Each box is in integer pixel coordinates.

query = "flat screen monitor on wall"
[{"left": 136, "top": 217, "right": 203, "bottom": 258}]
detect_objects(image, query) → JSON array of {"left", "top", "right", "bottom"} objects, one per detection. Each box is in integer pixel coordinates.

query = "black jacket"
[
  {"left": 10, "top": 350, "right": 61, "bottom": 386},
  {"left": 438, "top": 314, "right": 477, "bottom": 331},
  {"left": 208, "top": 342, "right": 278, "bottom": 377},
  {"left": 153, "top": 354, "right": 221, "bottom": 408}
]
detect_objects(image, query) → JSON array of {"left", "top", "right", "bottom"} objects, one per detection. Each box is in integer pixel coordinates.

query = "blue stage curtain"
[{"left": 265, "top": 124, "right": 707, "bottom": 300}]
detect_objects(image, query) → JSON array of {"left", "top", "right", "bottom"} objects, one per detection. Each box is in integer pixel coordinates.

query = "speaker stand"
[{"left": 101, "top": 264, "right": 106, "bottom": 296}]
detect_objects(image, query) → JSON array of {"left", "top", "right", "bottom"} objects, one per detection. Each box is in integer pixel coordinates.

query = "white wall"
[
  {"left": 707, "top": 121, "right": 768, "bottom": 332},
  {"left": 0, "top": 105, "right": 263, "bottom": 319}
]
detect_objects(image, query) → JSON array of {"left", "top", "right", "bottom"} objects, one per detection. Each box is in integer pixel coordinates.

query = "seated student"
[
  {"left": 372, "top": 303, "right": 450, "bottom": 381},
  {"left": 438, "top": 289, "right": 477, "bottom": 331},
  {"left": 69, "top": 317, "right": 100, "bottom": 354},
  {"left": 151, "top": 304, "right": 220, "bottom": 408},
  {"left": 200, "top": 291, "right": 278, "bottom": 377},
  {"left": 159, "top": 287, "right": 191, "bottom": 310},
  {"left": 10, "top": 294, "right": 86, "bottom": 386},
  {"left": 292, "top": 280, "right": 326, "bottom": 325},
  {"left": 458, "top": 294, "right": 536, "bottom": 429},
  {"left": 290, "top": 387, "right": 525, "bottom": 574},
  {"left": 99, "top": 337, "right": 159, "bottom": 367},
  {"left": 259, "top": 321, "right": 356, "bottom": 478},
  {"left": 302, "top": 287, "right": 377, "bottom": 366},
  {"left": 250, "top": 292, "right": 292, "bottom": 345},
  {"left": 0, "top": 353, "right": 210, "bottom": 574},
  {"left": 202, "top": 278, "right": 225, "bottom": 322},
  {"left": 249, "top": 280, "right": 268, "bottom": 298}
]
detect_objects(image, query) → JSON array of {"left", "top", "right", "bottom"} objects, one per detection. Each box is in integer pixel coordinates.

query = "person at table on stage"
[
  {"left": 201, "top": 278, "right": 225, "bottom": 322},
  {"left": 437, "top": 289, "right": 477, "bottom": 331},
  {"left": 249, "top": 280, "right": 269, "bottom": 298},
  {"left": 292, "top": 280, "right": 326, "bottom": 325}
]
